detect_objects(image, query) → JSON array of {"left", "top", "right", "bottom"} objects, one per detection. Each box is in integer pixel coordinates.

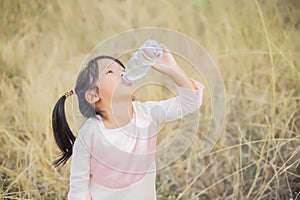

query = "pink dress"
[{"left": 68, "top": 80, "right": 204, "bottom": 200}]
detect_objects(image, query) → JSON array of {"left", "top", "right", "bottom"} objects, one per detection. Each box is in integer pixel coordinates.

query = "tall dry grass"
[{"left": 0, "top": 0, "right": 299, "bottom": 199}]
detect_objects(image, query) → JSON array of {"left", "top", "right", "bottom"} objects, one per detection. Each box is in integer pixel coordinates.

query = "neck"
[{"left": 97, "top": 97, "right": 134, "bottom": 129}]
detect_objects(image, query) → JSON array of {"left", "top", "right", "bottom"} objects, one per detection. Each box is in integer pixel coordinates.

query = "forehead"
[{"left": 96, "top": 58, "right": 123, "bottom": 71}]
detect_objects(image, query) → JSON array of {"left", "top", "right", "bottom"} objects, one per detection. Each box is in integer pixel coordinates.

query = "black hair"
[{"left": 52, "top": 55, "right": 125, "bottom": 167}]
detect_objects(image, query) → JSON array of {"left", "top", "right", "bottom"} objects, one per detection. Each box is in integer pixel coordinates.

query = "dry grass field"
[{"left": 0, "top": 0, "right": 299, "bottom": 199}]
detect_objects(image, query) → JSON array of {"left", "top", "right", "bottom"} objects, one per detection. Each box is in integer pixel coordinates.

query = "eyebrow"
[
  {"left": 102, "top": 65, "right": 125, "bottom": 73},
  {"left": 97, "top": 58, "right": 125, "bottom": 71}
]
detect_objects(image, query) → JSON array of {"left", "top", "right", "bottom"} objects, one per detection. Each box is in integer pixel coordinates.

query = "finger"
[{"left": 159, "top": 43, "right": 170, "bottom": 53}]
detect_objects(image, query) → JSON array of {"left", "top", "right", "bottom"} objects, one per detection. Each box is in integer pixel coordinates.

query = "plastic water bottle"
[{"left": 122, "top": 40, "right": 163, "bottom": 83}]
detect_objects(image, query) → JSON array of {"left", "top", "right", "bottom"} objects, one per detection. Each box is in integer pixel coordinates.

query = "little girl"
[{"left": 52, "top": 44, "right": 204, "bottom": 199}]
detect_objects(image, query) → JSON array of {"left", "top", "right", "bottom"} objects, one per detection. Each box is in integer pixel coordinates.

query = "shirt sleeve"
[
  {"left": 68, "top": 136, "right": 91, "bottom": 200},
  {"left": 144, "top": 79, "right": 204, "bottom": 124}
]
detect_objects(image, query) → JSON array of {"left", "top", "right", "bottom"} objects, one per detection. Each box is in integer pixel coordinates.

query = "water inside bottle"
[
  {"left": 123, "top": 65, "right": 151, "bottom": 82},
  {"left": 122, "top": 40, "right": 163, "bottom": 83}
]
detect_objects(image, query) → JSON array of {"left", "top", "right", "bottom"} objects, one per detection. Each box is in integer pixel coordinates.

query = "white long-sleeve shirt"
[{"left": 68, "top": 80, "right": 204, "bottom": 200}]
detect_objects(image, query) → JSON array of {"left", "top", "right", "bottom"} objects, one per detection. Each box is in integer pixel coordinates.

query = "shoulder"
[
  {"left": 133, "top": 100, "right": 160, "bottom": 110},
  {"left": 132, "top": 100, "right": 156, "bottom": 115},
  {"left": 76, "top": 117, "right": 100, "bottom": 144},
  {"left": 132, "top": 100, "right": 165, "bottom": 124}
]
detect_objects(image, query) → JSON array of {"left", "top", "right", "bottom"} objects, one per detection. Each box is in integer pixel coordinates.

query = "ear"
[{"left": 85, "top": 90, "right": 100, "bottom": 104}]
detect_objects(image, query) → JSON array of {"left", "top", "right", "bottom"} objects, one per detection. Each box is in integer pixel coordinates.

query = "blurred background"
[{"left": 0, "top": 0, "right": 299, "bottom": 199}]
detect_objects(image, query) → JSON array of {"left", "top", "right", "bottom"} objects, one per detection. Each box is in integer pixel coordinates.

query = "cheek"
[{"left": 98, "top": 76, "right": 119, "bottom": 96}]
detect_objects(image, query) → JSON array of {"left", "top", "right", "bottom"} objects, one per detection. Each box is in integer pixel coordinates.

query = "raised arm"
[
  {"left": 144, "top": 79, "right": 204, "bottom": 124},
  {"left": 145, "top": 43, "right": 204, "bottom": 124}
]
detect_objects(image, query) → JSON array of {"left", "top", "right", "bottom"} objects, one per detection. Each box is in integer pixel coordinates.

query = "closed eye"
[{"left": 106, "top": 70, "right": 113, "bottom": 74}]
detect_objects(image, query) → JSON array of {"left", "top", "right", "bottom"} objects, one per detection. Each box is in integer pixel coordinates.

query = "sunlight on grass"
[{"left": 1, "top": 0, "right": 299, "bottom": 199}]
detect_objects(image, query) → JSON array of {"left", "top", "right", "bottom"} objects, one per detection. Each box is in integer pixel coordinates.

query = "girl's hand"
[
  {"left": 150, "top": 43, "right": 182, "bottom": 76},
  {"left": 151, "top": 43, "right": 196, "bottom": 90}
]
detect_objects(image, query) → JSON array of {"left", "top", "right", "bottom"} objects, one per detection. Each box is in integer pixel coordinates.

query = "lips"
[{"left": 123, "top": 81, "right": 133, "bottom": 86}]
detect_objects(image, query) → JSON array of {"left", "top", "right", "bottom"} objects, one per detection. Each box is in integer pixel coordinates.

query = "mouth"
[{"left": 122, "top": 81, "right": 133, "bottom": 86}]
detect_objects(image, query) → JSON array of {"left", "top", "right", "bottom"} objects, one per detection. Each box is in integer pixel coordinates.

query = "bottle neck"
[{"left": 121, "top": 75, "right": 132, "bottom": 83}]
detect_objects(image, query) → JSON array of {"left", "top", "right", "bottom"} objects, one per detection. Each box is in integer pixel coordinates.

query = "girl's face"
[{"left": 96, "top": 58, "right": 133, "bottom": 102}]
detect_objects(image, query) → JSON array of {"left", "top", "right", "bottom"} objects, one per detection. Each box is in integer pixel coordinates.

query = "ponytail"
[{"left": 52, "top": 95, "right": 76, "bottom": 167}]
